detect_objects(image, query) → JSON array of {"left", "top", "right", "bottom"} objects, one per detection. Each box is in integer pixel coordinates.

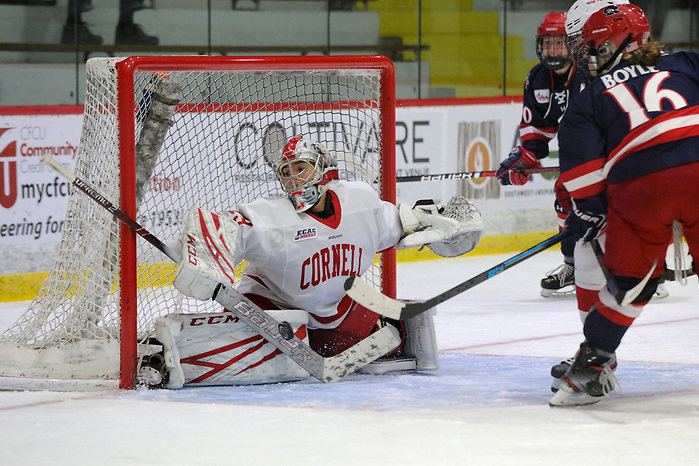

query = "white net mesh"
[{"left": 0, "top": 56, "right": 393, "bottom": 387}]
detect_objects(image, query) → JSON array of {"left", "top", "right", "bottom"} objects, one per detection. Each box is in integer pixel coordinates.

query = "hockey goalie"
[{"left": 146, "top": 136, "right": 484, "bottom": 388}]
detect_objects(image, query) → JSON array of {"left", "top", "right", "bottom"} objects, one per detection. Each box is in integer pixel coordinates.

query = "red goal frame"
[{"left": 114, "top": 55, "right": 397, "bottom": 388}]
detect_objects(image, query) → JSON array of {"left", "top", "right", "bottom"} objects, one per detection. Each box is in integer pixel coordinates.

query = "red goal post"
[{"left": 0, "top": 55, "right": 396, "bottom": 390}]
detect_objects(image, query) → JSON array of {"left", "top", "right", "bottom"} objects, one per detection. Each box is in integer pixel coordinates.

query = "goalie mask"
[
  {"left": 536, "top": 12, "right": 570, "bottom": 71},
  {"left": 274, "top": 136, "right": 339, "bottom": 213},
  {"left": 575, "top": 4, "right": 649, "bottom": 77}
]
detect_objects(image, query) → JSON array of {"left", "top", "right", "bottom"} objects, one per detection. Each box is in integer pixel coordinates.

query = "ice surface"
[{"left": 1, "top": 249, "right": 698, "bottom": 465}]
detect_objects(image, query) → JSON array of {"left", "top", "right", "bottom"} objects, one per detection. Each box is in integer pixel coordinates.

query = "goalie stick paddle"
[
  {"left": 344, "top": 230, "right": 573, "bottom": 320},
  {"left": 396, "top": 166, "right": 559, "bottom": 183},
  {"left": 41, "top": 154, "right": 400, "bottom": 383}
]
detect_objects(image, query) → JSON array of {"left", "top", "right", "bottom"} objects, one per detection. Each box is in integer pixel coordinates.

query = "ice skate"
[
  {"left": 549, "top": 357, "right": 574, "bottom": 392},
  {"left": 136, "top": 352, "right": 168, "bottom": 389},
  {"left": 550, "top": 351, "right": 616, "bottom": 392},
  {"left": 540, "top": 263, "right": 575, "bottom": 298},
  {"left": 549, "top": 341, "right": 619, "bottom": 407},
  {"left": 651, "top": 282, "right": 669, "bottom": 300}
]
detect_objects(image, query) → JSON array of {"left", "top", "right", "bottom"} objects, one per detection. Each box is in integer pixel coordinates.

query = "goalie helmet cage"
[{"left": 0, "top": 55, "right": 396, "bottom": 391}]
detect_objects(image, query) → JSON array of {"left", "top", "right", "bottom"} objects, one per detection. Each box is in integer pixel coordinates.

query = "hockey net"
[{"left": 0, "top": 55, "right": 396, "bottom": 390}]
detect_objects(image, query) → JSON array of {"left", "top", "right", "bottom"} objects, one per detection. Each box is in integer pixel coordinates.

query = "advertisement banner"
[
  {"left": 0, "top": 97, "right": 558, "bottom": 278},
  {"left": 0, "top": 115, "right": 81, "bottom": 248},
  {"left": 394, "top": 101, "right": 557, "bottom": 213}
]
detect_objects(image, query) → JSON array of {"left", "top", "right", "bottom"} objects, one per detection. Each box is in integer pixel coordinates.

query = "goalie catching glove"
[
  {"left": 397, "top": 196, "right": 484, "bottom": 257},
  {"left": 173, "top": 207, "right": 241, "bottom": 300}
]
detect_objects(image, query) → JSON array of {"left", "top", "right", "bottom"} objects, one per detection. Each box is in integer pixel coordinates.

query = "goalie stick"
[
  {"left": 41, "top": 154, "right": 400, "bottom": 384},
  {"left": 396, "top": 166, "right": 559, "bottom": 183},
  {"left": 345, "top": 230, "right": 572, "bottom": 320}
]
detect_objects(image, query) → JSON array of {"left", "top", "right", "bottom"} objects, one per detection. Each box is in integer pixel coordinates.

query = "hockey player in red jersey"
[
  {"left": 550, "top": 4, "right": 699, "bottom": 406},
  {"left": 496, "top": 11, "right": 587, "bottom": 298},
  {"left": 166, "top": 136, "right": 484, "bottom": 386}
]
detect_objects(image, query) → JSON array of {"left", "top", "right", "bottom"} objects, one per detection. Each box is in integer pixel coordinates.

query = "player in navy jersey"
[
  {"left": 550, "top": 3, "right": 699, "bottom": 406},
  {"left": 496, "top": 11, "right": 587, "bottom": 298}
]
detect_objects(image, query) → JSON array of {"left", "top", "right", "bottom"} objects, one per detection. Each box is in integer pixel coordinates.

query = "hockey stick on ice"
[
  {"left": 345, "top": 230, "right": 573, "bottom": 320},
  {"left": 396, "top": 166, "right": 559, "bottom": 183},
  {"left": 590, "top": 239, "right": 657, "bottom": 306},
  {"left": 41, "top": 154, "right": 400, "bottom": 383}
]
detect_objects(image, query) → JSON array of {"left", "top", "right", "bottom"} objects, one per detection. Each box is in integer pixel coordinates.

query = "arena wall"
[{"left": 0, "top": 96, "right": 559, "bottom": 301}]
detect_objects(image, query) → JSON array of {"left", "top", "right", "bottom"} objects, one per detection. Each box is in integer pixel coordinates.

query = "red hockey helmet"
[
  {"left": 577, "top": 4, "right": 650, "bottom": 74},
  {"left": 537, "top": 11, "right": 567, "bottom": 36},
  {"left": 564, "top": 0, "right": 631, "bottom": 62},
  {"left": 536, "top": 12, "right": 570, "bottom": 71}
]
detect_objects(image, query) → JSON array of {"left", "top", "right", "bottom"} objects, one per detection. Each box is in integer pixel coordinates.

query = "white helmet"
[
  {"left": 273, "top": 136, "right": 339, "bottom": 213},
  {"left": 565, "top": 0, "right": 630, "bottom": 58}
]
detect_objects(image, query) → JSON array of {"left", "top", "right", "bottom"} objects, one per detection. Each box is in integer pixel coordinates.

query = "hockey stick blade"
[
  {"left": 590, "top": 239, "right": 657, "bottom": 306},
  {"left": 345, "top": 230, "right": 572, "bottom": 320},
  {"left": 396, "top": 166, "right": 559, "bottom": 183},
  {"left": 42, "top": 153, "right": 400, "bottom": 383},
  {"left": 344, "top": 276, "right": 411, "bottom": 320}
]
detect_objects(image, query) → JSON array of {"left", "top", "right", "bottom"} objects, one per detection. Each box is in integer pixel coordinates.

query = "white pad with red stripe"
[
  {"left": 156, "top": 310, "right": 310, "bottom": 388},
  {"left": 174, "top": 207, "right": 240, "bottom": 300}
]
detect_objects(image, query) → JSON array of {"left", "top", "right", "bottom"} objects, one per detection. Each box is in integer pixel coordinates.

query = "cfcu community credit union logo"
[
  {"left": 464, "top": 136, "right": 495, "bottom": 187},
  {"left": 0, "top": 127, "right": 17, "bottom": 209}
]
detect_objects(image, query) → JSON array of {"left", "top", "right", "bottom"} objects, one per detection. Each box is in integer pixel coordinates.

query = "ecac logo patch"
[{"left": 294, "top": 227, "right": 317, "bottom": 241}]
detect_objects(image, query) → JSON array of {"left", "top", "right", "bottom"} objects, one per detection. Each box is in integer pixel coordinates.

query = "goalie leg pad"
[
  {"left": 402, "top": 307, "right": 440, "bottom": 370},
  {"left": 358, "top": 306, "right": 439, "bottom": 374},
  {"left": 154, "top": 310, "right": 310, "bottom": 388}
]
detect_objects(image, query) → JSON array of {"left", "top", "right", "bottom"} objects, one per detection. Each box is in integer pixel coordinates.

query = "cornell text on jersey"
[{"left": 300, "top": 243, "right": 363, "bottom": 290}]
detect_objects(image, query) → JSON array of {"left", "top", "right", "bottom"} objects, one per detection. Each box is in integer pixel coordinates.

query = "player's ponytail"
[{"left": 625, "top": 41, "right": 664, "bottom": 66}]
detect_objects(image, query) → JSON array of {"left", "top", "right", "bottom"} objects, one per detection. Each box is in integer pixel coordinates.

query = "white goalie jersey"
[
  {"left": 174, "top": 179, "right": 484, "bottom": 330},
  {"left": 222, "top": 180, "right": 404, "bottom": 329}
]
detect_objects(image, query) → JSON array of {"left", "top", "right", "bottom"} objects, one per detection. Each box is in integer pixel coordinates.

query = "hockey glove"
[
  {"left": 554, "top": 177, "right": 572, "bottom": 214},
  {"left": 565, "top": 199, "right": 607, "bottom": 242},
  {"left": 397, "top": 197, "right": 484, "bottom": 256},
  {"left": 173, "top": 207, "right": 241, "bottom": 300},
  {"left": 496, "top": 146, "right": 541, "bottom": 186}
]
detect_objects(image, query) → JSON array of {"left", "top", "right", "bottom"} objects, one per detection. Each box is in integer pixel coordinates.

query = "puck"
[{"left": 278, "top": 321, "right": 294, "bottom": 340}]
